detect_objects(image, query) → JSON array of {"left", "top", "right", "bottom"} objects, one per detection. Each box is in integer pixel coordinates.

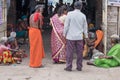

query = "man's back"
[
  {"left": 68, "top": 9, "right": 86, "bottom": 29},
  {"left": 64, "top": 1, "right": 88, "bottom": 72},
  {"left": 64, "top": 9, "right": 88, "bottom": 40},
  {"left": 29, "top": 13, "right": 39, "bottom": 28}
]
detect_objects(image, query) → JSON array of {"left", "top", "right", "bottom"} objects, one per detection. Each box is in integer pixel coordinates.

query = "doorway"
[{"left": 82, "top": 0, "right": 102, "bottom": 27}]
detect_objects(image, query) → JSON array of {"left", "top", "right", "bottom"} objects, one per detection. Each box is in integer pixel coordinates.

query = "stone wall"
[
  {"left": 107, "top": 6, "right": 120, "bottom": 50},
  {"left": 0, "top": 0, "right": 7, "bottom": 38},
  {"left": 0, "top": 22, "right": 7, "bottom": 38}
]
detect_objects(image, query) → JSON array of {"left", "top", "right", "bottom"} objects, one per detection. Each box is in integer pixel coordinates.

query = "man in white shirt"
[{"left": 63, "top": 1, "right": 88, "bottom": 71}]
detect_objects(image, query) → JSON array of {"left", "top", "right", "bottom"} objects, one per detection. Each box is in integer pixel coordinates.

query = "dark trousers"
[{"left": 66, "top": 39, "right": 84, "bottom": 70}]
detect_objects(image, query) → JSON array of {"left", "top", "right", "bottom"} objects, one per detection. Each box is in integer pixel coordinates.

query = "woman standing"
[
  {"left": 50, "top": 5, "right": 68, "bottom": 63},
  {"left": 29, "top": 5, "right": 45, "bottom": 68}
]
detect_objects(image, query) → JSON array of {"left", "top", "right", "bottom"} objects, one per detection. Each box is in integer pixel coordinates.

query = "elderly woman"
[
  {"left": 0, "top": 37, "right": 13, "bottom": 64},
  {"left": 87, "top": 34, "right": 120, "bottom": 68},
  {"left": 0, "top": 36, "right": 22, "bottom": 64}
]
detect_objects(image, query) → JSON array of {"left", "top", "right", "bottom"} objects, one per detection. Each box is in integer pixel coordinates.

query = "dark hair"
[
  {"left": 88, "top": 27, "right": 96, "bottom": 32},
  {"left": 74, "top": 1, "right": 82, "bottom": 10},
  {"left": 89, "top": 26, "right": 102, "bottom": 32},
  {"left": 57, "top": 5, "right": 67, "bottom": 17},
  {"left": 95, "top": 27, "right": 102, "bottom": 30}
]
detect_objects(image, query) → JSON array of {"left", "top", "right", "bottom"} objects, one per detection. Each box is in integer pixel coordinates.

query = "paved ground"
[{"left": 0, "top": 29, "right": 120, "bottom": 80}]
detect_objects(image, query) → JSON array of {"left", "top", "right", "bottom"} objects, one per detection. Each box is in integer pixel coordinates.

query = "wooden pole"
[
  {"left": 0, "top": 0, "right": 7, "bottom": 37},
  {"left": 117, "top": 7, "right": 119, "bottom": 34},
  {"left": 96, "top": 0, "right": 102, "bottom": 27},
  {"left": 102, "top": 0, "right": 108, "bottom": 54}
]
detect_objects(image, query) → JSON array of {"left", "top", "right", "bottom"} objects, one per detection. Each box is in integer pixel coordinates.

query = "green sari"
[{"left": 94, "top": 44, "right": 120, "bottom": 68}]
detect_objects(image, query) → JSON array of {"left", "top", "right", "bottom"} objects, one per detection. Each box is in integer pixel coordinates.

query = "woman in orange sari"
[
  {"left": 29, "top": 5, "right": 45, "bottom": 68},
  {"left": 50, "top": 5, "right": 68, "bottom": 63},
  {"left": 94, "top": 27, "right": 104, "bottom": 52},
  {"left": 84, "top": 25, "right": 104, "bottom": 59}
]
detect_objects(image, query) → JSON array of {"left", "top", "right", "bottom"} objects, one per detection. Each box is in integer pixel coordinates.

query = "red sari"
[{"left": 51, "top": 14, "right": 66, "bottom": 63}]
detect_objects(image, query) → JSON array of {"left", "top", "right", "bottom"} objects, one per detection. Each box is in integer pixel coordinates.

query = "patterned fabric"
[
  {"left": 0, "top": 53, "right": 2, "bottom": 62},
  {"left": 51, "top": 14, "right": 66, "bottom": 63},
  {"left": 2, "top": 50, "right": 14, "bottom": 64}
]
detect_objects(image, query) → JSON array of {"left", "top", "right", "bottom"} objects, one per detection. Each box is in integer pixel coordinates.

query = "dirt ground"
[{"left": 0, "top": 29, "right": 120, "bottom": 80}]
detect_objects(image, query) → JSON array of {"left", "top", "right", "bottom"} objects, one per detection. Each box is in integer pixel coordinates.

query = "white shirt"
[{"left": 63, "top": 9, "right": 88, "bottom": 40}]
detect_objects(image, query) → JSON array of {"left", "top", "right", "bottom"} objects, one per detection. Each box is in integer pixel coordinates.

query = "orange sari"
[
  {"left": 94, "top": 30, "right": 103, "bottom": 47},
  {"left": 29, "top": 27, "right": 45, "bottom": 67},
  {"left": 94, "top": 30, "right": 104, "bottom": 52}
]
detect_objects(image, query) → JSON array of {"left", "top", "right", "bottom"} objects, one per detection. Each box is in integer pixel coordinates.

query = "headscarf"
[
  {"left": 110, "top": 34, "right": 119, "bottom": 44},
  {"left": 21, "top": 15, "right": 27, "bottom": 20},
  {"left": 8, "top": 32, "right": 16, "bottom": 42},
  {"left": 0, "top": 37, "right": 8, "bottom": 44},
  {"left": 110, "top": 34, "right": 119, "bottom": 40}
]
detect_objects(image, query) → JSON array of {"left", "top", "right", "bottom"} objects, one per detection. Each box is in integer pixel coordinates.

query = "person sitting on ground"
[
  {"left": 0, "top": 37, "right": 14, "bottom": 64},
  {"left": 7, "top": 24, "right": 14, "bottom": 37},
  {"left": 21, "top": 15, "right": 28, "bottom": 27},
  {"left": 88, "top": 26, "right": 104, "bottom": 59},
  {"left": 7, "top": 32, "right": 19, "bottom": 49},
  {"left": 83, "top": 23, "right": 96, "bottom": 59},
  {"left": 84, "top": 24, "right": 104, "bottom": 59},
  {"left": 87, "top": 30, "right": 97, "bottom": 59},
  {"left": 0, "top": 36, "right": 26, "bottom": 64},
  {"left": 94, "top": 26, "right": 104, "bottom": 52},
  {"left": 87, "top": 34, "right": 120, "bottom": 68},
  {"left": 0, "top": 37, "right": 18, "bottom": 64},
  {"left": 15, "top": 19, "right": 27, "bottom": 43}
]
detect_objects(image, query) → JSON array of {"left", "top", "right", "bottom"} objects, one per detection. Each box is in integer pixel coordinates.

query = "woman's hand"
[
  {"left": 104, "top": 56, "right": 113, "bottom": 59},
  {"left": 99, "top": 55, "right": 105, "bottom": 59}
]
